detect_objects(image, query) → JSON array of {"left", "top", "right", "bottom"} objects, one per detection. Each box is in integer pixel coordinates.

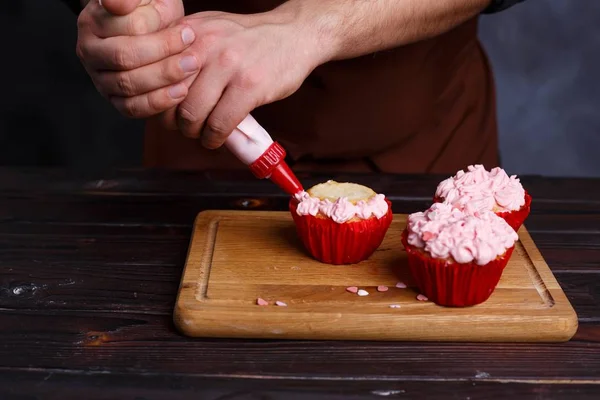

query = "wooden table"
[{"left": 1, "top": 168, "right": 599, "bottom": 399}]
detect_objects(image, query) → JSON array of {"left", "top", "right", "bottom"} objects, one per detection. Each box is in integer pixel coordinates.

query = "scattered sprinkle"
[
  {"left": 256, "top": 298, "right": 269, "bottom": 306},
  {"left": 357, "top": 289, "right": 369, "bottom": 297},
  {"left": 275, "top": 301, "right": 287, "bottom": 307},
  {"left": 346, "top": 286, "right": 359, "bottom": 294},
  {"left": 291, "top": 266, "right": 301, "bottom": 271},
  {"left": 395, "top": 282, "right": 407, "bottom": 289},
  {"left": 377, "top": 285, "right": 389, "bottom": 292},
  {"left": 416, "top": 294, "right": 428, "bottom": 301},
  {"left": 389, "top": 304, "right": 401, "bottom": 309}
]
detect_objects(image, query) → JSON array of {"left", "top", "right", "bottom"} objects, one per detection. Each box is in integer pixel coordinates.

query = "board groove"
[
  {"left": 517, "top": 241, "right": 555, "bottom": 307},
  {"left": 174, "top": 211, "right": 578, "bottom": 342}
]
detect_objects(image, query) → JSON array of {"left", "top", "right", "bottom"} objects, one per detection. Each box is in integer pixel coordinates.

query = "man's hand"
[
  {"left": 76, "top": 0, "right": 197, "bottom": 118},
  {"left": 163, "top": 11, "right": 324, "bottom": 149}
]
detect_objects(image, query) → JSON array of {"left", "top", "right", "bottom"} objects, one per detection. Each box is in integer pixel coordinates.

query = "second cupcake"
[
  {"left": 401, "top": 202, "right": 519, "bottom": 307},
  {"left": 290, "top": 180, "right": 393, "bottom": 265}
]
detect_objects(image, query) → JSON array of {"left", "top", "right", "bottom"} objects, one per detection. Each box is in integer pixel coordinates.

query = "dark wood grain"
[
  {"left": 0, "top": 168, "right": 599, "bottom": 398},
  {"left": 2, "top": 370, "right": 600, "bottom": 400}
]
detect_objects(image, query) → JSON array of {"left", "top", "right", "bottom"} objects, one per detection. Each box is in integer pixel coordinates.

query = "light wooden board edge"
[{"left": 173, "top": 211, "right": 579, "bottom": 342}]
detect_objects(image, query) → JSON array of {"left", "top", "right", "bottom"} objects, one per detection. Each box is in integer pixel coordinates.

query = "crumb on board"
[
  {"left": 275, "top": 301, "right": 288, "bottom": 307},
  {"left": 256, "top": 298, "right": 269, "bottom": 306},
  {"left": 389, "top": 304, "right": 401, "bottom": 309},
  {"left": 346, "top": 286, "right": 359, "bottom": 294},
  {"left": 357, "top": 289, "right": 369, "bottom": 296},
  {"left": 395, "top": 282, "right": 407, "bottom": 289},
  {"left": 377, "top": 285, "right": 389, "bottom": 292},
  {"left": 416, "top": 294, "right": 428, "bottom": 301}
]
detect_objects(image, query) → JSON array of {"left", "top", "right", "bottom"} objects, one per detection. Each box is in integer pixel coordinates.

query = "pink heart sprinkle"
[
  {"left": 395, "top": 282, "right": 407, "bottom": 289},
  {"left": 275, "top": 301, "right": 287, "bottom": 307},
  {"left": 346, "top": 286, "right": 358, "bottom": 294},
  {"left": 416, "top": 294, "right": 429, "bottom": 301},
  {"left": 422, "top": 231, "right": 436, "bottom": 241},
  {"left": 377, "top": 285, "right": 389, "bottom": 292},
  {"left": 256, "top": 298, "right": 269, "bottom": 306}
]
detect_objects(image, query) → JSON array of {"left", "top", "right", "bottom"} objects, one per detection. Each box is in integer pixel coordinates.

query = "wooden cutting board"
[{"left": 173, "top": 210, "right": 578, "bottom": 342}]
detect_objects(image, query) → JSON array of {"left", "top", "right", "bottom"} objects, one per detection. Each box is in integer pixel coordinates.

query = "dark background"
[{"left": 1, "top": 0, "right": 598, "bottom": 176}]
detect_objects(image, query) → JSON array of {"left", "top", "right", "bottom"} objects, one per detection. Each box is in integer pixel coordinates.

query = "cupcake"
[
  {"left": 289, "top": 180, "right": 392, "bottom": 265},
  {"left": 434, "top": 164, "right": 531, "bottom": 231},
  {"left": 401, "top": 202, "right": 518, "bottom": 307}
]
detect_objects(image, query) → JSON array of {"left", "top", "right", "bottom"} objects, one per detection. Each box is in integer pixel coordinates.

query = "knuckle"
[
  {"left": 198, "top": 33, "right": 217, "bottom": 50},
  {"left": 112, "top": 46, "right": 136, "bottom": 70},
  {"left": 76, "top": 12, "right": 90, "bottom": 31},
  {"left": 162, "top": 59, "right": 183, "bottom": 82},
  {"left": 178, "top": 103, "right": 200, "bottom": 124},
  {"left": 206, "top": 114, "right": 230, "bottom": 136},
  {"left": 218, "top": 48, "right": 241, "bottom": 68},
  {"left": 160, "top": 36, "right": 174, "bottom": 59},
  {"left": 75, "top": 42, "right": 86, "bottom": 62},
  {"left": 120, "top": 98, "right": 142, "bottom": 118},
  {"left": 115, "top": 72, "right": 136, "bottom": 96},
  {"left": 146, "top": 92, "right": 167, "bottom": 114},
  {"left": 128, "top": 15, "right": 150, "bottom": 35},
  {"left": 235, "top": 69, "right": 264, "bottom": 91}
]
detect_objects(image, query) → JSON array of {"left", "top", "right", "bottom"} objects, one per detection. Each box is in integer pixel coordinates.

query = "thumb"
[{"left": 100, "top": 0, "right": 150, "bottom": 16}]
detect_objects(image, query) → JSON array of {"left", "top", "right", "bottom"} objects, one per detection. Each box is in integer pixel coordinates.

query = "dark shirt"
[
  {"left": 62, "top": 0, "right": 529, "bottom": 173},
  {"left": 60, "top": 0, "right": 527, "bottom": 15},
  {"left": 484, "top": 0, "right": 526, "bottom": 14}
]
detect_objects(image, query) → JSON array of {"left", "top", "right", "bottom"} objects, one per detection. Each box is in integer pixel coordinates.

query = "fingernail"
[
  {"left": 180, "top": 56, "right": 198, "bottom": 73},
  {"left": 181, "top": 27, "right": 195, "bottom": 45},
  {"left": 168, "top": 84, "right": 187, "bottom": 99}
]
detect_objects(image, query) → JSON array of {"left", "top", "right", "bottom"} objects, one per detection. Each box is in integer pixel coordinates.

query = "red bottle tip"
[
  {"left": 249, "top": 142, "right": 303, "bottom": 196},
  {"left": 269, "top": 161, "right": 303, "bottom": 196}
]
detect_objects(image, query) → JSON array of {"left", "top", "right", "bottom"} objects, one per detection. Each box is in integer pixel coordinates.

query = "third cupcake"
[{"left": 434, "top": 164, "right": 531, "bottom": 231}]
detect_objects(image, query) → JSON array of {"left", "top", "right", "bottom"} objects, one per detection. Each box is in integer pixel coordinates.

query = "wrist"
[{"left": 267, "top": 0, "right": 341, "bottom": 67}]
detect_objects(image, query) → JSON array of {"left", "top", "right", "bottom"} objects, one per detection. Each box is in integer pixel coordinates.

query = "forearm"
[{"left": 277, "top": 0, "right": 492, "bottom": 63}]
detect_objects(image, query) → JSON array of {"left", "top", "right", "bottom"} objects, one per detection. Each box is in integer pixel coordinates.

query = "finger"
[
  {"left": 176, "top": 66, "right": 233, "bottom": 139},
  {"left": 79, "top": 24, "right": 195, "bottom": 70},
  {"left": 95, "top": 52, "right": 200, "bottom": 97},
  {"left": 100, "top": 0, "right": 149, "bottom": 16},
  {"left": 111, "top": 82, "right": 189, "bottom": 119},
  {"left": 202, "top": 87, "right": 256, "bottom": 149},
  {"left": 91, "top": 2, "right": 164, "bottom": 37},
  {"left": 157, "top": 107, "right": 179, "bottom": 131},
  {"left": 157, "top": 75, "right": 197, "bottom": 130}
]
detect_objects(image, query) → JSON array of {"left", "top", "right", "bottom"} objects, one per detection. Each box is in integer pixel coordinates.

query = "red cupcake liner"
[
  {"left": 433, "top": 191, "right": 532, "bottom": 231},
  {"left": 401, "top": 230, "right": 514, "bottom": 307},
  {"left": 496, "top": 191, "right": 531, "bottom": 231},
  {"left": 289, "top": 198, "right": 393, "bottom": 265}
]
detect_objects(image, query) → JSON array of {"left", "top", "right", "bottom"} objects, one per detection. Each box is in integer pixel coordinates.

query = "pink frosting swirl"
[
  {"left": 294, "top": 192, "right": 388, "bottom": 223},
  {"left": 407, "top": 202, "right": 518, "bottom": 265},
  {"left": 435, "top": 165, "right": 525, "bottom": 213}
]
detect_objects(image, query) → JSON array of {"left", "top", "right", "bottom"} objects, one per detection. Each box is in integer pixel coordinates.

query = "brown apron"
[{"left": 144, "top": 1, "right": 498, "bottom": 174}]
